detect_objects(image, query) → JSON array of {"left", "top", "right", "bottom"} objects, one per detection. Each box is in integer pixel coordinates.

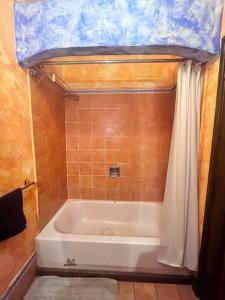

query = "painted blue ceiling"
[{"left": 14, "top": 0, "right": 224, "bottom": 67}]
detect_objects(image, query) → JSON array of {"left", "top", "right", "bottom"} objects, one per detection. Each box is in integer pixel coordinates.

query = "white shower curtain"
[{"left": 158, "top": 61, "right": 204, "bottom": 271}]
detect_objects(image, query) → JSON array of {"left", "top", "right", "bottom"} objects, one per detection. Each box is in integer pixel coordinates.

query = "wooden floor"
[{"left": 119, "top": 282, "right": 199, "bottom": 300}]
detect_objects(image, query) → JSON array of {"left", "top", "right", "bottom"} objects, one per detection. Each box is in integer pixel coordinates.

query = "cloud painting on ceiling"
[{"left": 14, "top": 0, "right": 224, "bottom": 67}]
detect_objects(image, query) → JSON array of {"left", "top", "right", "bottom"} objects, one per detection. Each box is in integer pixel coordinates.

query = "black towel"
[{"left": 0, "top": 188, "right": 27, "bottom": 242}]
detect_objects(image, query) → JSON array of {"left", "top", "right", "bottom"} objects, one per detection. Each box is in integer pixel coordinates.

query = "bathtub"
[{"left": 35, "top": 200, "right": 187, "bottom": 275}]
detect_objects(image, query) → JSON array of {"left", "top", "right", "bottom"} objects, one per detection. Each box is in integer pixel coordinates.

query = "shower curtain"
[{"left": 158, "top": 61, "right": 204, "bottom": 271}]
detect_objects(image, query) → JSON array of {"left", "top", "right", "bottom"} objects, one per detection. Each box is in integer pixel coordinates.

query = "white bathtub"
[{"left": 36, "top": 200, "right": 188, "bottom": 275}]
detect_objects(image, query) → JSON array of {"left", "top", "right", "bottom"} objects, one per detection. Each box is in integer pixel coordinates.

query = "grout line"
[
  {"left": 68, "top": 148, "right": 115, "bottom": 151},
  {"left": 155, "top": 283, "right": 159, "bottom": 300},
  {"left": 65, "top": 120, "right": 78, "bottom": 124},
  {"left": 90, "top": 106, "right": 93, "bottom": 200},
  {"left": 77, "top": 110, "right": 81, "bottom": 200},
  {"left": 65, "top": 134, "right": 69, "bottom": 199},
  {"left": 117, "top": 135, "right": 120, "bottom": 199},
  {"left": 78, "top": 108, "right": 120, "bottom": 109},
  {"left": 133, "top": 282, "right": 136, "bottom": 300},
  {"left": 103, "top": 109, "right": 107, "bottom": 200},
  {"left": 175, "top": 285, "right": 183, "bottom": 300},
  {"left": 104, "top": 135, "right": 107, "bottom": 201},
  {"left": 118, "top": 109, "right": 121, "bottom": 200}
]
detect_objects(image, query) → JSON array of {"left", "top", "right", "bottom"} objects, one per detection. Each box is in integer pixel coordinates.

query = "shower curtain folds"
[{"left": 158, "top": 61, "right": 204, "bottom": 271}]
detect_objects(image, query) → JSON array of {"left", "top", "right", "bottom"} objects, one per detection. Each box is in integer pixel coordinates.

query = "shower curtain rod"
[
  {"left": 30, "top": 66, "right": 177, "bottom": 95},
  {"left": 40, "top": 57, "right": 187, "bottom": 66},
  {"left": 31, "top": 66, "right": 73, "bottom": 92},
  {"left": 65, "top": 87, "right": 175, "bottom": 95}
]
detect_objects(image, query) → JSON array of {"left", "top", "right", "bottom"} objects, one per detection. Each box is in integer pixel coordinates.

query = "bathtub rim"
[{"left": 36, "top": 199, "right": 161, "bottom": 245}]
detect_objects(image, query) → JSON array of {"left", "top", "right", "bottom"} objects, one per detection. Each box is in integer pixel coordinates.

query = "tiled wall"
[
  {"left": 65, "top": 93, "right": 175, "bottom": 202},
  {"left": 31, "top": 77, "right": 67, "bottom": 229}
]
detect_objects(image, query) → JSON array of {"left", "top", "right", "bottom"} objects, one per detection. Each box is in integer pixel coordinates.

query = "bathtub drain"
[{"left": 100, "top": 227, "right": 114, "bottom": 235}]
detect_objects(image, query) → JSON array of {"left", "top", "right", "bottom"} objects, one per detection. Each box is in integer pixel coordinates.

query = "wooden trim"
[
  {"left": 2, "top": 253, "right": 36, "bottom": 300},
  {"left": 195, "top": 37, "right": 225, "bottom": 299},
  {"left": 37, "top": 267, "right": 194, "bottom": 285}
]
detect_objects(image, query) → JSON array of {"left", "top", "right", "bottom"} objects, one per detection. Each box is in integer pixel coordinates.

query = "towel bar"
[
  {"left": 0, "top": 180, "right": 36, "bottom": 198},
  {"left": 22, "top": 179, "right": 36, "bottom": 191}
]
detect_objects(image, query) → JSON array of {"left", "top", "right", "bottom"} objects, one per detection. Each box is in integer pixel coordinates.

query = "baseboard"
[
  {"left": 37, "top": 267, "right": 194, "bottom": 285},
  {"left": 2, "top": 253, "right": 37, "bottom": 300}
]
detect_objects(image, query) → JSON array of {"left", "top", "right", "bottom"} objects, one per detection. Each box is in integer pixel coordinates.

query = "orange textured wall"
[
  {"left": 198, "top": 2, "right": 225, "bottom": 239},
  {"left": 65, "top": 93, "right": 175, "bottom": 201},
  {"left": 31, "top": 76, "right": 67, "bottom": 229},
  {"left": 198, "top": 61, "right": 220, "bottom": 238},
  {"left": 44, "top": 55, "right": 178, "bottom": 90},
  {"left": 0, "top": 0, "right": 38, "bottom": 296}
]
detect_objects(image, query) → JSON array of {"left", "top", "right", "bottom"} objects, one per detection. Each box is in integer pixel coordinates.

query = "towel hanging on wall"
[{"left": 0, "top": 188, "right": 27, "bottom": 242}]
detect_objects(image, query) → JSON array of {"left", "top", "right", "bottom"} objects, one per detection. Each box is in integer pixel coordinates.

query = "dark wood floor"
[{"left": 119, "top": 282, "right": 199, "bottom": 300}]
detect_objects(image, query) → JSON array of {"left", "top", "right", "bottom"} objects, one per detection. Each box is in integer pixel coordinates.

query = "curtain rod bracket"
[
  {"left": 22, "top": 179, "right": 36, "bottom": 191},
  {"left": 29, "top": 69, "right": 38, "bottom": 76}
]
